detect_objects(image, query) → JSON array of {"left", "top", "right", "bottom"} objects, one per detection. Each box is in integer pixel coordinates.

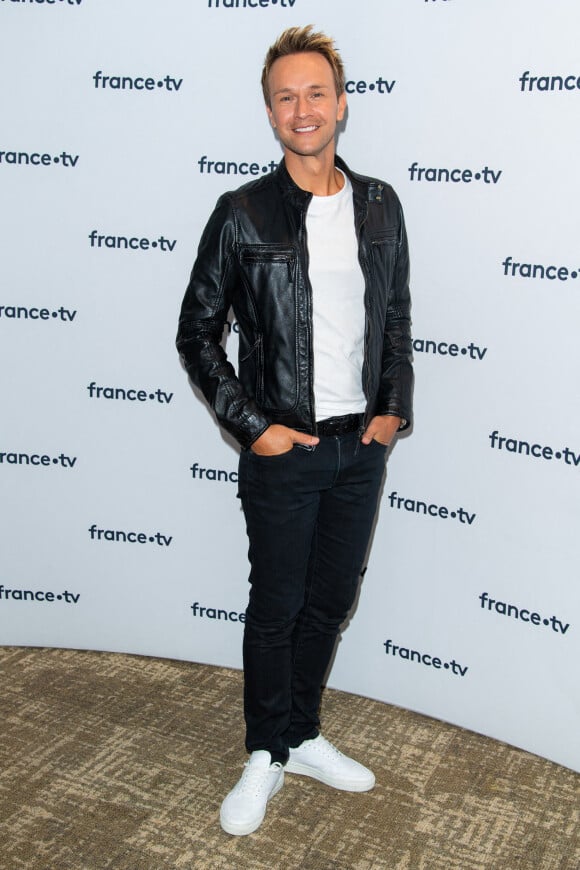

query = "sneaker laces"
[
  {"left": 305, "top": 736, "right": 345, "bottom": 760},
  {"left": 237, "top": 760, "right": 282, "bottom": 797}
]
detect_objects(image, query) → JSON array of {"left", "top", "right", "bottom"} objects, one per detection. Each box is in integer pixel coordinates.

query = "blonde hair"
[{"left": 261, "top": 25, "right": 346, "bottom": 107}]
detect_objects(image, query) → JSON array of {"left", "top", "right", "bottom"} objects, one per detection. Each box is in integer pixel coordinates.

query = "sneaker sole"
[
  {"left": 284, "top": 760, "right": 375, "bottom": 792},
  {"left": 219, "top": 774, "right": 284, "bottom": 836}
]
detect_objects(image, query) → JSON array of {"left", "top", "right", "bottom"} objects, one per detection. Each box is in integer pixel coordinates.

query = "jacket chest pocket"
[
  {"left": 240, "top": 245, "right": 296, "bottom": 286},
  {"left": 370, "top": 231, "right": 398, "bottom": 300},
  {"left": 238, "top": 245, "right": 299, "bottom": 413}
]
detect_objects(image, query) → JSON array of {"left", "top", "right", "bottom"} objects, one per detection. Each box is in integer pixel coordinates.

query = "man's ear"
[{"left": 337, "top": 91, "right": 347, "bottom": 122}]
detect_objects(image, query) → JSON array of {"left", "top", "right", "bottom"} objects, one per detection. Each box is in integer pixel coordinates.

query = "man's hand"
[
  {"left": 360, "top": 415, "right": 401, "bottom": 446},
  {"left": 251, "top": 424, "right": 319, "bottom": 456}
]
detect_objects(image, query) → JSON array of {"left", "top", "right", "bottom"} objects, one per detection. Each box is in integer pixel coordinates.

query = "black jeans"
[{"left": 237, "top": 430, "right": 387, "bottom": 764}]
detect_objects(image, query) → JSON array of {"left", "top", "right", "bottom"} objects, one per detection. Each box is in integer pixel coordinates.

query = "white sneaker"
[
  {"left": 220, "top": 750, "right": 284, "bottom": 836},
  {"left": 285, "top": 734, "right": 375, "bottom": 792}
]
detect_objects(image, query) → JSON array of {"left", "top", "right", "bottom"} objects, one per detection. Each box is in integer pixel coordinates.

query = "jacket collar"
[{"left": 274, "top": 154, "right": 381, "bottom": 217}]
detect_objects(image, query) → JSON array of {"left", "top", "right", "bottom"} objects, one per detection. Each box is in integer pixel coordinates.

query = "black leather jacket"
[{"left": 176, "top": 156, "right": 413, "bottom": 450}]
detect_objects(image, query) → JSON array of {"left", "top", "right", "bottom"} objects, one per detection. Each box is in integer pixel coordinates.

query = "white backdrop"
[{"left": 1, "top": 0, "right": 579, "bottom": 773}]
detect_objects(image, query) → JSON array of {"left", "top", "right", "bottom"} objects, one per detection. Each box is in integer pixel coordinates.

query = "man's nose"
[{"left": 295, "top": 96, "right": 310, "bottom": 116}]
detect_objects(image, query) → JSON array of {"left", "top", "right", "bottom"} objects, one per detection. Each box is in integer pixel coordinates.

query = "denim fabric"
[{"left": 237, "top": 431, "right": 387, "bottom": 763}]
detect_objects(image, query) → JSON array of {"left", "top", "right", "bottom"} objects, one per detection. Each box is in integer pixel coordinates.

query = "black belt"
[{"left": 316, "top": 413, "right": 364, "bottom": 437}]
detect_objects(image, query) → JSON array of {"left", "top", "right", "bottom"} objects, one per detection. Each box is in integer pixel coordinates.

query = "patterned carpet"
[{"left": 1, "top": 646, "right": 578, "bottom": 870}]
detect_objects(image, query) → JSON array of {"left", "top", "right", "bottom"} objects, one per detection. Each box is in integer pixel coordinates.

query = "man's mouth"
[{"left": 294, "top": 125, "right": 319, "bottom": 133}]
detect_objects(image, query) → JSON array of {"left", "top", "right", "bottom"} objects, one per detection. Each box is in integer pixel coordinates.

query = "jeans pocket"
[{"left": 249, "top": 446, "right": 295, "bottom": 461}]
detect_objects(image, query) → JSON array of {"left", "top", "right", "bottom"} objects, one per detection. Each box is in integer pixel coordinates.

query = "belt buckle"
[{"left": 318, "top": 413, "right": 360, "bottom": 436}]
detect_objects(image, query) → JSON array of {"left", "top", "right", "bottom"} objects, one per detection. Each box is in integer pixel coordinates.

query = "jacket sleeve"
[
  {"left": 377, "top": 197, "right": 414, "bottom": 429},
  {"left": 176, "top": 195, "right": 270, "bottom": 449}
]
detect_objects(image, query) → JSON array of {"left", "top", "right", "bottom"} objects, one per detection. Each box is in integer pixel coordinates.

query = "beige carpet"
[{"left": 1, "top": 646, "right": 578, "bottom": 870}]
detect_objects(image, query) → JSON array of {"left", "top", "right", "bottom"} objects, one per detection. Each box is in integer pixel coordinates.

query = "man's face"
[{"left": 266, "top": 51, "right": 346, "bottom": 161}]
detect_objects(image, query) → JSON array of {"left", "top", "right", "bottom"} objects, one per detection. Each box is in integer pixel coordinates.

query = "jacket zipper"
[
  {"left": 355, "top": 201, "right": 372, "bottom": 426},
  {"left": 298, "top": 202, "right": 317, "bottom": 436}
]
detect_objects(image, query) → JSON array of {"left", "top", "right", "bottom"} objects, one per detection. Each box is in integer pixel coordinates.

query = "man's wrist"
[{"left": 382, "top": 413, "right": 407, "bottom": 430}]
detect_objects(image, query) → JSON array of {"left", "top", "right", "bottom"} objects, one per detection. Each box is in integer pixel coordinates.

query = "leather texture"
[{"left": 176, "top": 156, "right": 413, "bottom": 449}]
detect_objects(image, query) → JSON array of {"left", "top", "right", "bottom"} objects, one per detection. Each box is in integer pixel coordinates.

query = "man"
[{"left": 176, "top": 25, "right": 413, "bottom": 836}]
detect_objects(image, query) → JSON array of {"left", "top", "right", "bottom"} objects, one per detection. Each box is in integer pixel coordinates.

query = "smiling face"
[{"left": 265, "top": 51, "right": 347, "bottom": 164}]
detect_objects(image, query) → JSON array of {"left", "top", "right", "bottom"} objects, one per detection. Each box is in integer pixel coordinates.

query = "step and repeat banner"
[{"left": 1, "top": 0, "right": 578, "bottom": 772}]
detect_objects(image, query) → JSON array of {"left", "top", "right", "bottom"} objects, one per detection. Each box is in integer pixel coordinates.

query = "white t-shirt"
[{"left": 306, "top": 172, "right": 367, "bottom": 421}]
